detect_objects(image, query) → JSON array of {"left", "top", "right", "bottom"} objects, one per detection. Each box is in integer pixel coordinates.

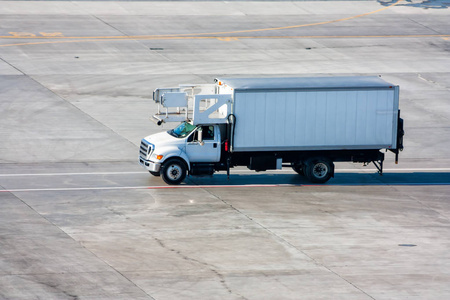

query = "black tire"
[
  {"left": 149, "top": 171, "right": 160, "bottom": 177},
  {"left": 292, "top": 164, "right": 305, "bottom": 176},
  {"left": 304, "top": 158, "right": 333, "bottom": 184},
  {"left": 160, "top": 158, "right": 187, "bottom": 185}
]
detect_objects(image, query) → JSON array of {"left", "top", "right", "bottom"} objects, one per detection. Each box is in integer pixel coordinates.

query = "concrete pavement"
[{"left": 1, "top": 1, "right": 450, "bottom": 299}]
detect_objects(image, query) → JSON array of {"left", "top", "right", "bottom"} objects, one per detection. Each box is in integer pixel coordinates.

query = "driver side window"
[
  {"left": 187, "top": 126, "right": 214, "bottom": 142},
  {"left": 202, "top": 126, "right": 214, "bottom": 140}
]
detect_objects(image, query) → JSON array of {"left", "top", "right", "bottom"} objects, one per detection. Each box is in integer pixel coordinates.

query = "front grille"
[{"left": 139, "top": 140, "right": 153, "bottom": 158}]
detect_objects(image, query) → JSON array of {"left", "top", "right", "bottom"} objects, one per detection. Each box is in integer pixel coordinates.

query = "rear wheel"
[
  {"left": 305, "top": 158, "right": 333, "bottom": 183},
  {"left": 160, "top": 158, "right": 187, "bottom": 185}
]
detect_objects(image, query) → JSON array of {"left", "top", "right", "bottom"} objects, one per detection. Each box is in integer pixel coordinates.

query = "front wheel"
[
  {"left": 304, "top": 158, "right": 333, "bottom": 184},
  {"left": 160, "top": 158, "right": 187, "bottom": 185}
]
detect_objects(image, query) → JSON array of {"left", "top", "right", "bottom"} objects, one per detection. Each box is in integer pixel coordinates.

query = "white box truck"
[{"left": 139, "top": 76, "right": 404, "bottom": 185}]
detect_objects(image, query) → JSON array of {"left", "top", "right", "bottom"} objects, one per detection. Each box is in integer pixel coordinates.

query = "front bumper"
[{"left": 139, "top": 157, "right": 161, "bottom": 173}]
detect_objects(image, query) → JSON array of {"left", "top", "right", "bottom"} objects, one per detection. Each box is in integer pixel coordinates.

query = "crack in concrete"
[
  {"left": 153, "top": 236, "right": 248, "bottom": 299},
  {"left": 417, "top": 73, "right": 449, "bottom": 89}
]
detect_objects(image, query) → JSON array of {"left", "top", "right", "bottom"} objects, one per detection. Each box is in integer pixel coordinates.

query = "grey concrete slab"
[
  {"left": 0, "top": 75, "right": 137, "bottom": 163},
  {"left": 0, "top": 192, "right": 151, "bottom": 299},
  {"left": 19, "top": 190, "right": 261, "bottom": 233},
  {"left": 1, "top": 0, "right": 450, "bottom": 299}
]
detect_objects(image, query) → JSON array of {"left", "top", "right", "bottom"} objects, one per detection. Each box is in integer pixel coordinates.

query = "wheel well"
[{"left": 163, "top": 156, "right": 189, "bottom": 170}]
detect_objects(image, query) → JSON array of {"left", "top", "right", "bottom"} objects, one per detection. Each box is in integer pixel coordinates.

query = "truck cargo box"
[{"left": 217, "top": 77, "right": 400, "bottom": 152}]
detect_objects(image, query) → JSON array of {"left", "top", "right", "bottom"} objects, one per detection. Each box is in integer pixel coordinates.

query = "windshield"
[{"left": 168, "top": 121, "right": 196, "bottom": 138}]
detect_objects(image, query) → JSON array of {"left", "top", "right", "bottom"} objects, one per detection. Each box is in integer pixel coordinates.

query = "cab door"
[{"left": 186, "top": 125, "right": 221, "bottom": 162}]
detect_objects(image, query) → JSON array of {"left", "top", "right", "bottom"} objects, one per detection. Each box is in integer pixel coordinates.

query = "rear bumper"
[{"left": 139, "top": 157, "right": 161, "bottom": 172}]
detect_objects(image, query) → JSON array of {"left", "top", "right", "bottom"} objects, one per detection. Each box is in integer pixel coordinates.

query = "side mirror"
[{"left": 197, "top": 127, "right": 204, "bottom": 146}]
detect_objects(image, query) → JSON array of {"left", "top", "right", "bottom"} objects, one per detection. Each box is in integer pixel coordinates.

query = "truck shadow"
[
  {"left": 378, "top": 0, "right": 449, "bottom": 9},
  {"left": 186, "top": 172, "right": 450, "bottom": 186}
]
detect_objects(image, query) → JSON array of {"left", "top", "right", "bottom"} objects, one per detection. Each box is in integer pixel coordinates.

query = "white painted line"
[
  {"left": 0, "top": 171, "right": 143, "bottom": 177},
  {"left": 0, "top": 186, "right": 149, "bottom": 192},
  {"left": 0, "top": 184, "right": 280, "bottom": 193}
]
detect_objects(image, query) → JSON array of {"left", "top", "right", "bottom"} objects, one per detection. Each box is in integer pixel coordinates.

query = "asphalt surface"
[{"left": 1, "top": 0, "right": 450, "bottom": 299}]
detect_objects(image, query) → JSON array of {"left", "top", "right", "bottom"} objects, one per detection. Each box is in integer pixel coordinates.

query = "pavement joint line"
[
  {"left": 0, "top": 168, "right": 449, "bottom": 177},
  {"left": 2, "top": 34, "right": 449, "bottom": 49},
  {"left": 1, "top": 182, "right": 449, "bottom": 193}
]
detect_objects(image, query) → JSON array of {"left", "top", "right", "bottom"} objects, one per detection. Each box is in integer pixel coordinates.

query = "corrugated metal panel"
[{"left": 232, "top": 88, "right": 398, "bottom": 151}]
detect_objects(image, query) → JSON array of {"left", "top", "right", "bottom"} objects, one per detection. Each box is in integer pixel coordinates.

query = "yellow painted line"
[
  {"left": 229, "top": 34, "right": 450, "bottom": 39},
  {"left": 4, "top": 33, "right": 448, "bottom": 41},
  {"left": 172, "top": 0, "right": 405, "bottom": 37},
  {"left": 0, "top": 39, "right": 108, "bottom": 48},
  {"left": 0, "top": 0, "right": 404, "bottom": 42},
  {"left": 1, "top": 34, "right": 449, "bottom": 48}
]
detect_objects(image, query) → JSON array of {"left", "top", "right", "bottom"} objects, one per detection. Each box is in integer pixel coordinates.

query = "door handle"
[{"left": 213, "top": 143, "right": 217, "bottom": 148}]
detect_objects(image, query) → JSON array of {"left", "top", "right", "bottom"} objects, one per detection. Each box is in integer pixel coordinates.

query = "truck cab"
[{"left": 139, "top": 121, "right": 224, "bottom": 184}]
